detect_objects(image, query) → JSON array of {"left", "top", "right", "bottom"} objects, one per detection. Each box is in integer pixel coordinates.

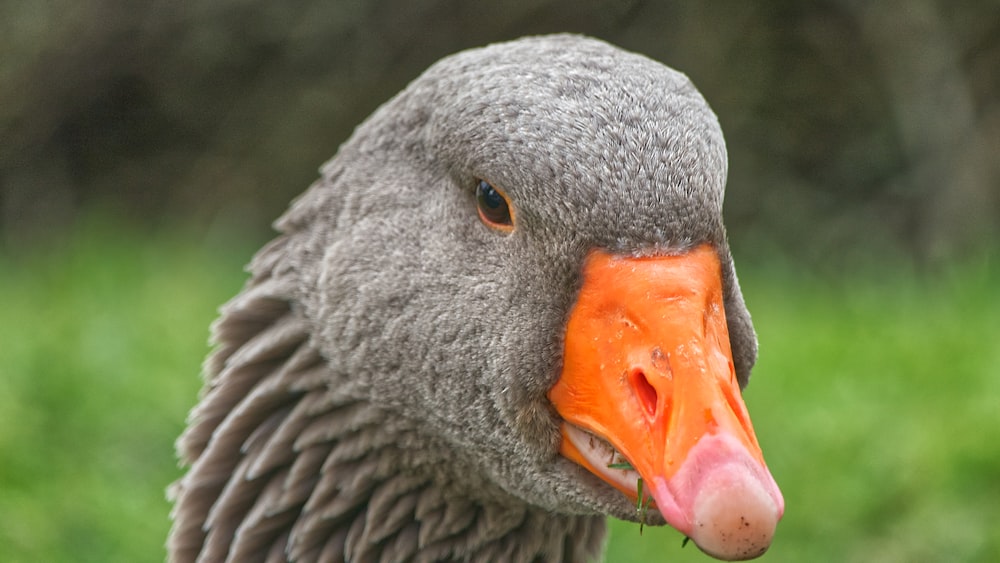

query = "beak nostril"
[{"left": 630, "top": 368, "right": 658, "bottom": 419}]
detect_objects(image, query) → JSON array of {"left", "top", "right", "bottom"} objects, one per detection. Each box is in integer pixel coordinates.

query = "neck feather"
[{"left": 168, "top": 236, "right": 607, "bottom": 562}]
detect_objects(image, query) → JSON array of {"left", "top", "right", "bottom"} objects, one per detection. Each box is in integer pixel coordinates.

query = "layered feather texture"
[
  {"left": 169, "top": 232, "right": 606, "bottom": 562},
  {"left": 170, "top": 34, "right": 756, "bottom": 562}
]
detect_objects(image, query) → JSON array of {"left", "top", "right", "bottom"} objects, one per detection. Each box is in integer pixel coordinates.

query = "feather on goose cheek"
[{"left": 169, "top": 34, "right": 782, "bottom": 563}]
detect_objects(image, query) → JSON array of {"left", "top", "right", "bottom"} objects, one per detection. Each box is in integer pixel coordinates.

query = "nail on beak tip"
[
  {"left": 649, "top": 433, "right": 784, "bottom": 561},
  {"left": 687, "top": 464, "right": 781, "bottom": 560}
]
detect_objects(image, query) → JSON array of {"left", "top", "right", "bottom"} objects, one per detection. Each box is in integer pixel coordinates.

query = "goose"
[{"left": 168, "top": 34, "right": 784, "bottom": 562}]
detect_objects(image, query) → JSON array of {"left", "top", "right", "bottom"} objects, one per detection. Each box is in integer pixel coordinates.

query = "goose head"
[{"left": 176, "top": 34, "right": 783, "bottom": 561}]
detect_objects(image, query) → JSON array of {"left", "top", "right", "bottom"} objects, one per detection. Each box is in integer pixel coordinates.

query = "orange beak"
[{"left": 548, "top": 244, "right": 784, "bottom": 560}]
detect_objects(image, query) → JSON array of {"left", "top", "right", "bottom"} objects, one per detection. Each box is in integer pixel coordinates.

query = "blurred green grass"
[{"left": 2, "top": 217, "right": 997, "bottom": 562}]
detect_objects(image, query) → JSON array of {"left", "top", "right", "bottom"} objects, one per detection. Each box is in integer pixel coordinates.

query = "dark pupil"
[{"left": 476, "top": 180, "right": 511, "bottom": 224}]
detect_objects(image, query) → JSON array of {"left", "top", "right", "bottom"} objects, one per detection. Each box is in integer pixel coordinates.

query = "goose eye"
[{"left": 475, "top": 179, "right": 514, "bottom": 231}]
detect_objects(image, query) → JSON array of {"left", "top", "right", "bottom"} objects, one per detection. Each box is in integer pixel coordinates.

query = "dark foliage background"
[{"left": 3, "top": 0, "right": 997, "bottom": 268}]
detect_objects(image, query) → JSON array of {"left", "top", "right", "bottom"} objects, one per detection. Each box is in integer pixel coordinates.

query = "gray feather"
[{"left": 170, "top": 33, "right": 754, "bottom": 562}]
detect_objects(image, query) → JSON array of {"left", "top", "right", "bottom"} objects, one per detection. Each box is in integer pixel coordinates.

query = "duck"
[{"left": 168, "top": 34, "right": 784, "bottom": 563}]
